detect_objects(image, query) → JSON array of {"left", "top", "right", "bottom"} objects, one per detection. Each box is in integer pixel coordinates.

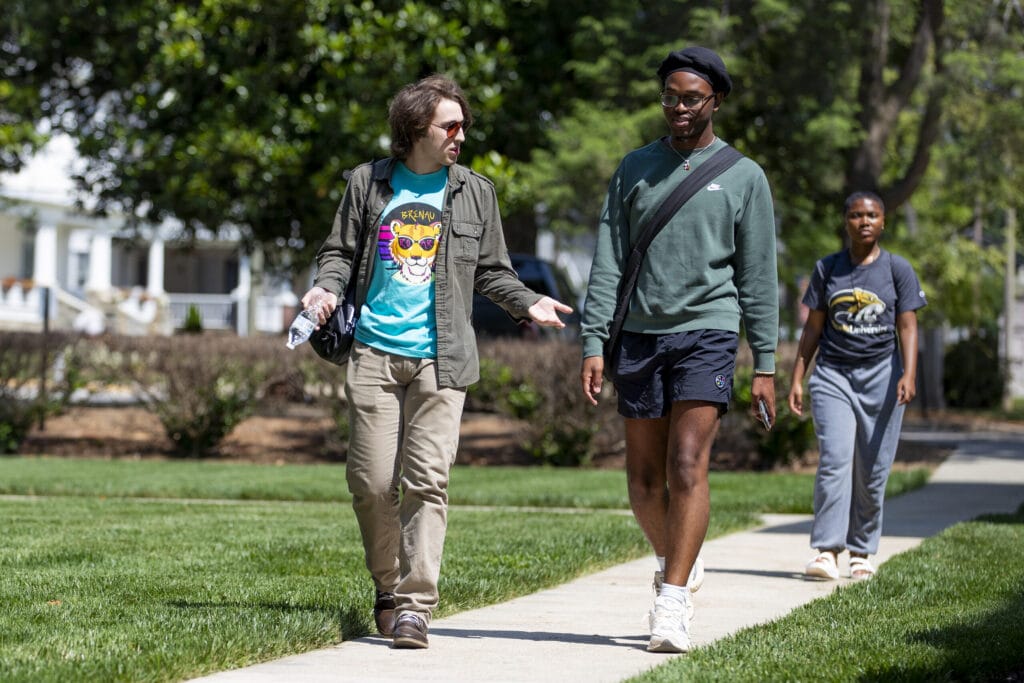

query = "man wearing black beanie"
[{"left": 580, "top": 47, "right": 778, "bottom": 653}]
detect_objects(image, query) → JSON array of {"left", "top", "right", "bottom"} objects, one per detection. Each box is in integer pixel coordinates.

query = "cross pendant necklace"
[{"left": 666, "top": 136, "right": 716, "bottom": 171}]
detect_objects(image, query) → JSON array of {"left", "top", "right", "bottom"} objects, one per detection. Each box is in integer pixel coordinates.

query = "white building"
[{"left": 0, "top": 135, "right": 299, "bottom": 336}]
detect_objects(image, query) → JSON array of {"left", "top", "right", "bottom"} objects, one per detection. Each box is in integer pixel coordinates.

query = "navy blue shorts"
[{"left": 613, "top": 329, "right": 739, "bottom": 419}]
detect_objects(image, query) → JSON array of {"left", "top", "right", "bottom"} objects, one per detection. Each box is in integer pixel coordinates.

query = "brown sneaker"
[
  {"left": 391, "top": 613, "right": 429, "bottom": 649},
  {"left": 373, "top": 591, "right": 397, "bottom": 636}
]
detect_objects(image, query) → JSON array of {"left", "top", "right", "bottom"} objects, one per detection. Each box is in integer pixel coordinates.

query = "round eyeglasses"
[{"left": 660, "top": 92, "right": 715, "bottom": 109}]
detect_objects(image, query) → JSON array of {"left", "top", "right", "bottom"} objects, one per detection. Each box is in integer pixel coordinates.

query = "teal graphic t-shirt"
[{"left": 355, "top": 162, "right": 448, "bottom": 358}]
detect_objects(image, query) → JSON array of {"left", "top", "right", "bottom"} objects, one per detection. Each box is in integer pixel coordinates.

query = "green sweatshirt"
[{"left": 581, "top": 138, "right": 779, "bottom": 372}]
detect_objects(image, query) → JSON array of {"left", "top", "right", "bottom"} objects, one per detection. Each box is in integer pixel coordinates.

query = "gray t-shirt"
[{"left": 802, "top": 249, "right": 927, "bottom": 366}]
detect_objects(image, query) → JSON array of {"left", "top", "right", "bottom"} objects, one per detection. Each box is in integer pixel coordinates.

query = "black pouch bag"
[{"left": 308, "top": 282, "right": 358, "bottom": 365}]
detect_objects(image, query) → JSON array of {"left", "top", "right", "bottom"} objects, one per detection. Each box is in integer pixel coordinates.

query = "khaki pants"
[{"left": 344, "top": 342, "right": 466, "bottom": 622}]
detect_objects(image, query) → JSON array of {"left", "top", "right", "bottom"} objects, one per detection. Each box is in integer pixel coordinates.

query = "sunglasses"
[
  {"left": 396, "top": 236, "right": 437, "bottom": 251},
  {"left": 432, "top": 120, "right": 469, "bottom": 139}
]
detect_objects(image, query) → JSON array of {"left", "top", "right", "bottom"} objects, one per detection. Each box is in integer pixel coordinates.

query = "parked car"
[{"left": 472, "top": 253, "right": 581, "bottom": 340}]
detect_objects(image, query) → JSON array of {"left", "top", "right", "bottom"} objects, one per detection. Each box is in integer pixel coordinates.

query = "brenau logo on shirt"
[{"left": 377, "top": 202, "right": 441, "bottom": 286}]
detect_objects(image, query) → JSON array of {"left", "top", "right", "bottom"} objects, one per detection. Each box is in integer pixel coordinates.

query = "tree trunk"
[
  {"left": 846, "top": 0, "right": 945, "bottom": 215},
  {"left": 972, "top": 197, "right": 984, "bottom": 332},
  {"left": 1005, "top": 206, "right": 1018, "bottom": 410}
]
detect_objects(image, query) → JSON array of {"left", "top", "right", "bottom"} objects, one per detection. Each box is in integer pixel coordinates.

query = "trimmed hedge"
[
  {"left": 2, "top": 330, "right": 813, "bottom": 468},
  {"left": 943, "top": 331, "right": 1005, "bottom": 409},
  {"left": 0, "top": 331, "right": 87, "bottom": 453}
]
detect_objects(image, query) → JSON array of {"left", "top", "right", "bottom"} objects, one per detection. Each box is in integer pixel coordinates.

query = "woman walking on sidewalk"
[{"left": 788, "top": 191, "right": 927, "bottom": 581}]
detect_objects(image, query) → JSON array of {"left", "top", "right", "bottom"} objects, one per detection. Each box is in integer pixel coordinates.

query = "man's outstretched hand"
[{"left": 527, "top": 296, "right": 573, "bottom": 328}]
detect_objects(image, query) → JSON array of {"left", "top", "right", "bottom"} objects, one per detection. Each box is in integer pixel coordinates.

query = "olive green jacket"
[{"left": 313, "top": 158, "right": 541, "bottom": 388}]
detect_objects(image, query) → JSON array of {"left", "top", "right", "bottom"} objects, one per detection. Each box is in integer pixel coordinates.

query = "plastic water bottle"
[{"left": 285, "top": 305, "right": 319, "bottom": 349}]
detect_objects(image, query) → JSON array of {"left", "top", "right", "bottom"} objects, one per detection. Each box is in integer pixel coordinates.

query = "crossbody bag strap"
[
  {"left": 345, "top": 159, "right": 385, "bottom": 297},
  {"left": 606, "top": 145, "right": 745, "bottom": 353}
]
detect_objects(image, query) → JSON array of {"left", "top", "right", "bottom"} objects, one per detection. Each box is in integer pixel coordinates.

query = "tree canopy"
[
  {"left": 1, "top": 0, "right": 588, "bottom": 266},
  {"left": 2, "top": 0, "right": 1022, "bottom": 331}
]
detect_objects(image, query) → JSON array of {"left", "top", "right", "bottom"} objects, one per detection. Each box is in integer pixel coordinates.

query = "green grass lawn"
[
  {"left": 0, "top": 456, "right": 931, "bottom": 682},
  {"left": 630, "top": 504, "right": 1024, "bottom": 683},
  {"left": 0, "top": 456, "right": 928, "bottom": 510}
]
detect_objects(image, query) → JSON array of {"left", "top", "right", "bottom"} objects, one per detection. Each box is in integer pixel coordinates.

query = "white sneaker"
[
  {"left": 653, "top": 557, "right": 705, "bottom": 594},
  {"left": 647, "top": 595, "right": 692, "bottom": 653}
]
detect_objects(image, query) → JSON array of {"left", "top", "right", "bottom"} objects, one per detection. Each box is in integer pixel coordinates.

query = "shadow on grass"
[
  {"left": 860, "top": 506, "right": 1024, "bottom": 682},
  {"left": 338, "top": 602, "right": 371, "bottom": 640},
  {"left": 858, "top": 587, "right": 1024, "bottom": 682},
  {"left": 164, "top": 599, "right": 371, "bottom": 641}
]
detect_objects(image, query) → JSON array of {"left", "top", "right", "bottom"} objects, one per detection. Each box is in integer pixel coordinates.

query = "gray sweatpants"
[{"left": 807, "top": 353, "right": 906, "bottom": 555}]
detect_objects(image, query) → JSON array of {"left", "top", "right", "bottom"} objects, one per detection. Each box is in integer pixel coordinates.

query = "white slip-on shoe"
[
  {"left": 849, "top": 556, "right": 876, "bottom": 581},
  {"left": 805, "top": 552, "right": 840, "bottom": 580}
]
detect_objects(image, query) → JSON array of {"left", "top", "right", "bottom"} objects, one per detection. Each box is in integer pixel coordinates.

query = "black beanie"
[{"left": 656, "top": 47, "right": 732, "bottom": 96}]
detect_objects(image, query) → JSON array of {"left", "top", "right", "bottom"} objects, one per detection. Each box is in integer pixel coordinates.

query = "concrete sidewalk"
[{"left": 190, "top": 429, "right": 1024, "bottom": 683}]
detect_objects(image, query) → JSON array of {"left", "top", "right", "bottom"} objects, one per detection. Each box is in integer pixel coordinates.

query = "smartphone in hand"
[{"left": 757, "top": 399, "right": 772, "bottom": 431}]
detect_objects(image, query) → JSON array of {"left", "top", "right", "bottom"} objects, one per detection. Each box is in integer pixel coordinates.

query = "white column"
[
  {"left": 32, "top": 223, "right": 59, "bottom": 287},
  {"left": 147, "top": 237, "right": 165, "bottom": 296},
  {"left": 248, "top": 245, "right": 264, "bottom": 334},
  {"left": 235, "top": 250, "right": 251, "bottom": 337},
  {"left": 86, "top": 231, "right": 113, "bottom": 293}
]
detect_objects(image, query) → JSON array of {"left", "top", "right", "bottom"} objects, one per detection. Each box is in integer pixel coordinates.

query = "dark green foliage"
[
  {"left": 182, "top": 304, "right": 204, "bottom": 334},
  {"left": 466, "top": 357, "right": 543, "bottom": 420},
  {"left": 943, "top": 331, "right": 1006, "bottom": 409},
  {"left": 182, "top": 305, "right": 203, "bottom": 335},
  {"left": 504, "top": 382, "right": 543, "bottom": 420},
  {"left": 725, "top": 363, "right": 817, "bottom": 470},
  {"left": 321, "top": 381, "right": 351, "bottom": 460},
  {"left": 755, "top": 415, "right": 818, "bottom": 470},
  {"left": 465, "top": 357, "right": 516, "bottom": 413},
  {"left": 0, "top": 405, "right": 43, "bottom": 454},
  {"left": 156, "top": 386, "right": 248, "bottom": 456},
  {"left": 477, "top": 339, "right": 620, "bottom": 467},
  {"left": 524, "top": 422, "right": 600, "bottom": 468},
  {"left": 468, "top": 351, "right": 585, "bottom": 465},
  {"left": 474, "top": 341, "right": 818, "bottom": 470},
  {"left": 0, "top": 332, "right": 87, "bottom": 454},
  {"left": 0, "top": 0, "right": 596, "bottom": 266}
]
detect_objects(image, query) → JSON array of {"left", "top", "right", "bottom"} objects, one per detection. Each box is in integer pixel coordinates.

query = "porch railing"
[
  {"left": 0, "top": 280, "right": 42, "bottom": 325},
  {"left": 166, "top": 293, "right": 236, "bottom": 330}
]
